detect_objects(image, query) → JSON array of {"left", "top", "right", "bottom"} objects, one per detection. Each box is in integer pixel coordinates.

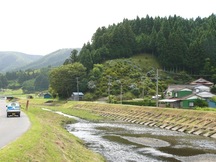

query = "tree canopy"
[{"left": 49, "top": 62, "right": 86, "bottom": 98}]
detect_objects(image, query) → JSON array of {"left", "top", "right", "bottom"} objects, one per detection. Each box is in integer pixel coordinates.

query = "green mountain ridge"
[
  {"left": 0, "top": 51, "right": 42, "bottom": 72},
  {"left": 19, "top": 48, "right": 78, "bottom": 70},
  {"left": 0, "top": 49, "right": 80, "bottom": 72}
]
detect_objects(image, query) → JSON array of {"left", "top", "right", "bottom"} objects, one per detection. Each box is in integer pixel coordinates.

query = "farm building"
[{"left": 71, "top": 92, "right": 84, "bottom": 101}]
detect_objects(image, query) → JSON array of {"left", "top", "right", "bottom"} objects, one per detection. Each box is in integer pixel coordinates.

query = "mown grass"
[
  {"left": 108, "top": 53, "right": 160, "bottom": 72},
  {"left": 0, "top": 98, "right": 105, "bottom": 162},
  {"left": 131, "top": 53, "right": 160, "bottom": 71},
  {"left": 44, "top": 100, "right": 104, "bottom": 121}
]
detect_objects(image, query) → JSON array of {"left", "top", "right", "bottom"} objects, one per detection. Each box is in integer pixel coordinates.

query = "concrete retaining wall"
[{"left": 73, "top": 102, "right": 216, "bottom": 139}]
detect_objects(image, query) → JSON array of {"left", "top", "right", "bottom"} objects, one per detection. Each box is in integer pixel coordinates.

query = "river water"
[{"left": 55, "top": 111, "right": 216, "bottom": 162}]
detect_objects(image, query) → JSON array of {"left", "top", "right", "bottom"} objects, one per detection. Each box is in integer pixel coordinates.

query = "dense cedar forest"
[{"left": 78, "top": 14, "right": 216, "bottom": 76}]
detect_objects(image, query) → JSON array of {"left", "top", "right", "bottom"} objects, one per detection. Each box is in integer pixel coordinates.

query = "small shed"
[
  {"left": 159, "top": 99, "right": 180, "bottom": 108},
  {"left": 44, "top": 93, "right": 52, "bottom": 99},
  {"left": 72, "top": 92, "right": 84, "bottom": 101}
]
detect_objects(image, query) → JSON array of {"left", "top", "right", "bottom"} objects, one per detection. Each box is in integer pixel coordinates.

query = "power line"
[{"left": 161, "top": 70, "right": 213, "bottom": 77}]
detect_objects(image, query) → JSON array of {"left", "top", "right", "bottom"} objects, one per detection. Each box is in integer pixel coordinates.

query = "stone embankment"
[{"left": 73, "top": 102, "right": 216, "bottom": 139}]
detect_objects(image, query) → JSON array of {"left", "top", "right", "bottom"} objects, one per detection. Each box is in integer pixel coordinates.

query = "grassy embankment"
[{"left": 0, "top": 98, "right": 105, "bottom": 162}]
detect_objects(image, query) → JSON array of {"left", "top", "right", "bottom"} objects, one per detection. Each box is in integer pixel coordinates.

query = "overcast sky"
[{"left": 0, "top": 0, "right": 215, "bottom": 55}]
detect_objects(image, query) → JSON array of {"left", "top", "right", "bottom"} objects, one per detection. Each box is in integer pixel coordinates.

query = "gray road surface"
[{"left": 0, "top": 98, "right": 31, "bottom": 149}]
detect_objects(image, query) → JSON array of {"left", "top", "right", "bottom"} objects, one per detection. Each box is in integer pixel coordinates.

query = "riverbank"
[{"left": 72, "top": 102, "right": 216, "bottom": 139}]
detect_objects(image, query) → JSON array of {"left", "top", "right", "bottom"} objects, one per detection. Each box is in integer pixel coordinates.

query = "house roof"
[
  {"left": 162, "top": 93, "right": 200, "bottom": 102},
  {"left": 194, "top": 85, "right": 210, "bottom": 89},
  {"left": 196, "top": 92, "right": 215, "bottom": 98},
  {"left": 159, "top": 99, "right": 177, "bottom": 103},
  {"left": 180, "top": 88, "right": 192, "bottom": 91},
  {"left": 194, "top": 85, "right": 210, "bottom": 92},
  {"left": 190, "top": 78, "right": 213, "bottom": 86},
  {"left": 166, "top": 85, "right": 193, "bottom": 92},
  {"left": 186, "top": 96, "right": 200, "bottom": 100},
  {"left": 72, "top": 92, "right": 84, "bottom": 96},
  {"left": 44, "top": 93, "right": 51, "bottom": 95}
]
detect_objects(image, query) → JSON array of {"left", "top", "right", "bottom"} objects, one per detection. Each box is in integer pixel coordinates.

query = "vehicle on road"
[{"left": 6, "top": 102, "right": 21, "bottom": 117}]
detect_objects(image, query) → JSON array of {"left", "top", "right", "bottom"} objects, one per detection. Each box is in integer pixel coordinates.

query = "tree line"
[{"left": 0, "top": 68, "right": 50, "bottom": 93}]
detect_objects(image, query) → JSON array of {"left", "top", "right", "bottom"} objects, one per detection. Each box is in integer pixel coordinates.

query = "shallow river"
[{"left": 57, "top": 111, "right": 216, "bottom": 162}]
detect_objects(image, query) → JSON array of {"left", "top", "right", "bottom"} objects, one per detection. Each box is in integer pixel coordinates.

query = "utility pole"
[
  {"left": 108, "top": 76, "right": 111, "bottom": 95},
  {"left": 156, "top": 69, "right": 159, "bottom": 107},
  {"left": 107, "top": 76, "right": 112, "bottom": 102},
  {"left": 141, "top": 76, "right": 145, "bottom": 99},
  {"left": 76, "top": 77, "right": 79, "bottom": 101},
  {"left": 120, "top": 83, "right": 122, "bottom": 104}
]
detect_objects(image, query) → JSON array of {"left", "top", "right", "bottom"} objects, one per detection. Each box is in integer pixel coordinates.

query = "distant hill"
[
  {"left": 20, "top": 48, "right": 79, "bottom": 70},
  {"left": 0, "top": 51, "right": 42, "bottom": 72},
  {"left": 0, "top": 48, "right": 80, "bottom": 72}
]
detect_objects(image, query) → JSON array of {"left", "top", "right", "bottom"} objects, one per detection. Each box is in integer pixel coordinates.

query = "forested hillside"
[
  {"left": 0, "top": 49, "right": 77, "bottom": 92},
  {"left": 78, "top": 14, "right": 216, "bottom": 82},
  {"left": 0, "top": 52, "right": 42, "bottom": 72},
  {"left": 50, "top": 54, "right": 194, "bottom": 99},
  {"left": 20, "top": 49, "right": 77, "bottom": 70}
]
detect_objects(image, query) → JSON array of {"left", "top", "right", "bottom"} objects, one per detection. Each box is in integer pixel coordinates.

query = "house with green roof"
[
  {"left": 159, "top": 78, "right": 215, "bottom": 108},
  {"left": 159, "top": 88, "right": 203, "bottom": 108}
]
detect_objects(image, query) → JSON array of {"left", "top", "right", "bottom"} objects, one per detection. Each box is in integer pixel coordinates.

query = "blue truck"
[{"left": 6, "top": 102, "right": 21, "bottom": 117}]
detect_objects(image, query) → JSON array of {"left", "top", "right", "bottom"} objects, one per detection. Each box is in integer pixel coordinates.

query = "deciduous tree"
[{"left": 49, "top": 63, "right": 86, "bottom": 98}]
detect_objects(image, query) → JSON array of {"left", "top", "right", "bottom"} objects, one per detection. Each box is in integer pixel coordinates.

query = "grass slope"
[
  {"left": 0, "top": 99, "right": 105, "bottom": 162},
  {"left": 130, "top": 54, "right": 160, "bottom": 71},
  {"left": 107, "top": 53, "right": 160, "bottom": 72}
]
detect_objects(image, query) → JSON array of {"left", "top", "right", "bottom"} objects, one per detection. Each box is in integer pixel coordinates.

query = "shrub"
[
  {"left": 123, "top": 92, "right": 135, "bottom": 100},
  {"left": 194, "top": 99, "right": 208, "bottom": 107},
  {"left": 83, "top": 93, "right": 95, "bottom": 101},
  {"left": 122, "top": 99, "right": 156, "bottom": 106}
]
